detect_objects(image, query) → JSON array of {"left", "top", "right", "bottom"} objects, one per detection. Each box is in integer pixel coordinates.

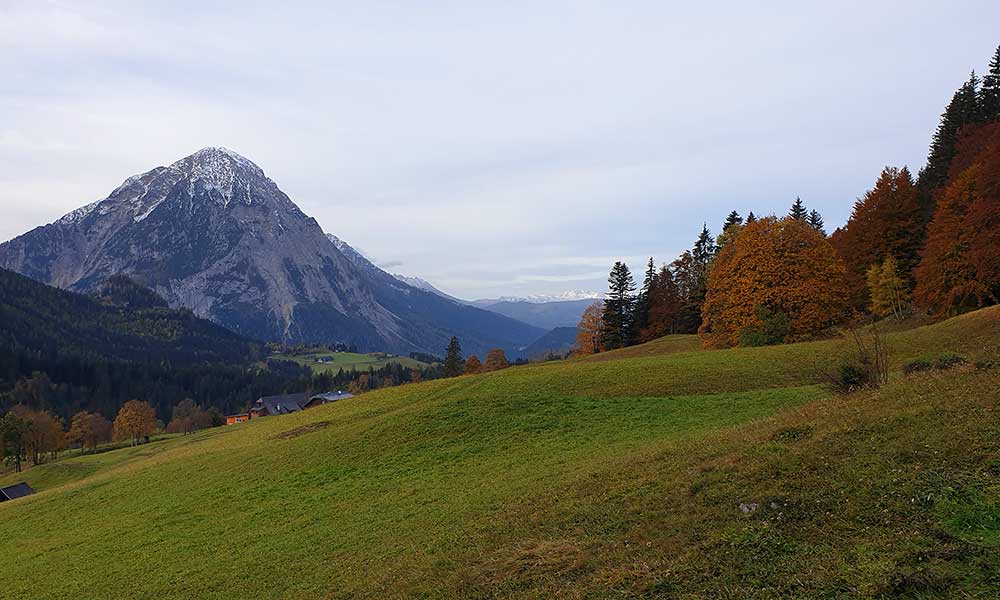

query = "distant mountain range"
[
  {"left": 0, "top": 147, "right": 542, "bottom": 357},
  {"left": 522, "top": 326, "right": 578, "bottom": 359},
  {"left": 327, "top": 232, "right": 600, "bottom": 334},
  {"left": 476, "top": 298, "right": 601, "bottom": 330},
  {"left": 469, "top": 291, "right": 604, "bottom": 306}
]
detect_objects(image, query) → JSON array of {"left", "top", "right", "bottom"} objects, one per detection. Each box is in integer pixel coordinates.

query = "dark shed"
[{"left": 0, "top": 482, "right": 36, "bottom": 502}]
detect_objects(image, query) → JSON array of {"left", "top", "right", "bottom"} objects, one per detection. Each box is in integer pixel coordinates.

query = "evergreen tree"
[
  {"left": 807, "top": 209, "right": 826, "bottom": 235},
  {"left": 788, "top": 197, "right": 808, "bottom": 221},
  {"left": 918, "top": 72, "right": 982, "bottom": 211},
  {"left": 671, "top": 225, "right": 717, "bottom": 334},
  {"left": 746, "top": 211, "right": 757, "bottom": 224},
  {"left": 717, "top": 212, "right": 744, "bottom": 250},
  {"left": 443, "top": 336, "right": 464, "bottom": 377},
  {"left": 600, "top": 261, "right": 637, "bottom": 350},
  {"left": 722, "top": 210, "right": 743, "bottom": 232},
  {"left": 981, "top": 45, "right": 1000, "bottom": 123},
  {"left": 692, "top": 224, "right": 717, "bottom": 263},
  {"left": 633, "top": 257, "right": 656, "bottom": 335}
]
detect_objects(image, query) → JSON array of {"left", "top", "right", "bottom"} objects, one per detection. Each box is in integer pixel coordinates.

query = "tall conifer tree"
[
  {"left": 918, "top": 72, "right": 982, "bottom": 213},
  {"left": 722, "top": 211, "right": 743, "bottom": 232},
  {"left": 443, "top": 336, "right": 464, "bottom": 377},
  {"left": 807, "top": 209, "right": 826, "bottom": 235},
  {"left": 600, "top": 261, "right": 637, "bottom": 350},
  {"left": 692, "top": 224, "right": 717, "bottom": 263},
  {"left": 788, "top": 197, "right": 808, "bottom": 221},
  {"left": 981, "top": 45, "right": 1000, "bottom": 123},
  {"left": 633, "top": 257, "right": 656, "bottom": 335}
]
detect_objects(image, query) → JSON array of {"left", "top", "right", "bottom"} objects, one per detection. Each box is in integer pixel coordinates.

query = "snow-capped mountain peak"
[{"left": 168, "top": 146, "right": 265, "bottom": 207}]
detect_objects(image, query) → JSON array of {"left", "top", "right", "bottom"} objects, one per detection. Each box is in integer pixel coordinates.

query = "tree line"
[
  {"left": 0, "top": 397, "right": 228, "bottom": 473},
  {"left": 574, "top": 44, "right": 1000, "bottom": 354}
]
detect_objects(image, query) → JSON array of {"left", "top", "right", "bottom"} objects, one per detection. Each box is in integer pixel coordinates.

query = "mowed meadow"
[{"left": 1, "top": 308, "right": 999, "bottom": 599}]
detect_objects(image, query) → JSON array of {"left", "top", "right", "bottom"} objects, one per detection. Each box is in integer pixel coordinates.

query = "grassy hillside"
[
  {"left": 1, "top": 308, "right": 997, "bottom": 599},
  {"left": 272, "top": 350, "right": 429, "bottom": 372}
]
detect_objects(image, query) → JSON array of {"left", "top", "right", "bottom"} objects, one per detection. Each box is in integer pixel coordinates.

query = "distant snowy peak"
[{"left": 472, "top": 291, "right": 604, "bottom": 306}]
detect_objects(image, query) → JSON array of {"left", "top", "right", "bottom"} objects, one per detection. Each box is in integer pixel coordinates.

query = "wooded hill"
[{"left": 0, "top": 268, "right": 305, "bottom": 420}]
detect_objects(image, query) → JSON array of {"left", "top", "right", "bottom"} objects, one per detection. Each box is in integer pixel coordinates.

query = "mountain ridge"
[{"left": 0, "top": 148, "right": 542, "bottom": 357}]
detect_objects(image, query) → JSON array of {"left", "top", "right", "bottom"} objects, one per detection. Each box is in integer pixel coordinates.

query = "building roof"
[
  {"left": 309, "top": 391, "right": 354, "bottom": 404},
  {"left": 254, "top": 393, "right": 309, "bottom": 415},
  {"left": 0, "top": 482, "right": 36, "bottom": 501}
]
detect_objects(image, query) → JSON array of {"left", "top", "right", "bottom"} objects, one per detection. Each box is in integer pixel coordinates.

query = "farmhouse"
[
  {"left": 225, "top": 391, "right": 354, "bottom": 423},
  {"left": 249, "top": 393, "right": 309, "bottom": 418},
  {"left": 0, "top": 482, "right": 36, "bottom": 502},
  {"left": 306, "top": 391, "right": 354, "bottom": 407},
  {"left": 225, "top": 413, "right": 249, "bottom": 425}
]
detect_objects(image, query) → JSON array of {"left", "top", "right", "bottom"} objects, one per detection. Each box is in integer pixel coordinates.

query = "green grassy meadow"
[
  {"left": 271, "top": 349, "right": 429, "bottom": 373},
  {"left": 1, "top": 307, "right": 998, "bottom": 598}
]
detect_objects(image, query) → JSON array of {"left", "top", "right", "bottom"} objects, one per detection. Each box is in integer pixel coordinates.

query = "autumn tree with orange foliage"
[
  {"left": 699, "top": 217, "right": 849, "bottom": 348},
  {"left": 483, "top": 349, "right": 509, "bottom": 372},
  {"left": 464, "top": 355, "right": 482, "bottom": 375},
  {"left": 914, "top": 128, "right": 1000, "bottom": 314},
  {"left": 113, "top": 399, "right": 158, "bottom": 446},
  {"left": 67, "top": 411, "right": 112, "bottom": 454},
  {"left": 572, "top": 302, "right": 605, "bottom": 356},
  {"left": 829, "top": 166, "right": 924, "bottom": 307},
  {"left": 19, "top": 408, "right": 66, "bottom": 465}
]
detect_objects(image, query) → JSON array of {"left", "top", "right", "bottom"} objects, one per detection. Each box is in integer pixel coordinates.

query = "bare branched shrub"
[{"left": 826, "top": 319, "right": 889, "bottom": 393}]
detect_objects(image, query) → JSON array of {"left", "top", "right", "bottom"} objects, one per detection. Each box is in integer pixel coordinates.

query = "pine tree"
[
  {"left": 717, "top": 212, "right": 744, "bottom": 250},
  {"left": 807, "top": 209, "right": 826, "bottom": 235},
  {"left": 633, "top": 257, "right": 656, "bottom": 334},
  {"left": 788, "top": 197, "right": 808, "bottom": 221},
  {"left": 722, "top": 210, "right": 743, "bottom": 232},
  {"left": 443, "top": 336, "right": 463, "bottom": 377},
  {"left": 746, "top": 211, "right": 757, "bottom": 224},
  {"left": 918, "top": 72, "right": 982, "bottom": 210},
  {"left": 692, "top": 224, "right": 717, "bottom": 263},
  {"left": 981, "top": 45, "right": 1000, "bottom": 123},
  {"left": 600, "top": 261, "right": 637, "bottom": 349}
]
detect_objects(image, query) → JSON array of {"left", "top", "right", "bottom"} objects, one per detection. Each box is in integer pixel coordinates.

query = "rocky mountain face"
[
  {"left": 0, "top": 147, "right": 542, "bottom": 356},
  {"left": 327, "top": 233, "right": 465, "bottom": 304}
]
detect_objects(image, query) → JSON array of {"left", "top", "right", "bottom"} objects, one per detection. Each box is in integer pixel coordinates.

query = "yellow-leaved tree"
[
  {"left": 113, "top": 400, "right": 158, "bottom": 446},
  {"left": 866, "top": 256, "right": 910, "bottom": 319}
]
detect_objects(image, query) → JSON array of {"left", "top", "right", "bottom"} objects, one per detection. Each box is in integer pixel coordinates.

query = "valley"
[
  {"left": 3, "top": 12, "right": 1000, "bottom": 600},
  {"left": 271, "top": 349, "right": 430, "bottom": 373},
  {"left": 1, "top": 308, "right": 997, "bottom": 598}
]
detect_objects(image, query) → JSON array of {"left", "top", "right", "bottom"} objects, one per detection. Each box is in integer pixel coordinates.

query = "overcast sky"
[{"left": 2, "top": 1, "right": 999, "bottom": 299}]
